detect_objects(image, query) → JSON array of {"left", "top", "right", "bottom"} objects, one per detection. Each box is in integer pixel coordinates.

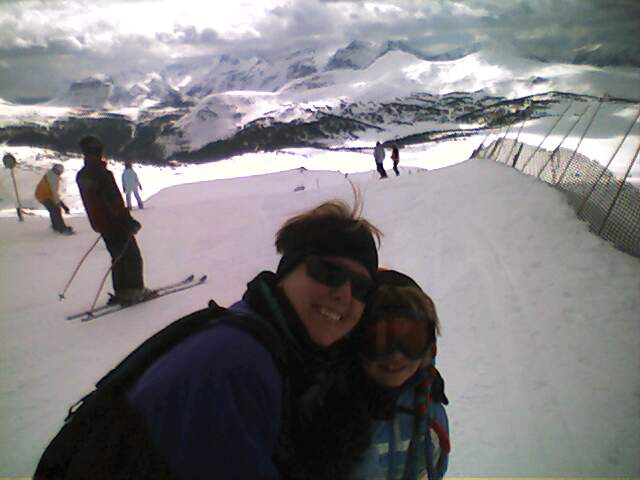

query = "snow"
[
  {"left": 1, "top": 138, "right": 639, "bottom": 477},
  {"left": 1, "top": 44, "right": 640, "bottom": 476}
]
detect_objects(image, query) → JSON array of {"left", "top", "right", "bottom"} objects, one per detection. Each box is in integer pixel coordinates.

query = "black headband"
[{"left": 276, "top": 218, "right": 378, "bottom": 278}]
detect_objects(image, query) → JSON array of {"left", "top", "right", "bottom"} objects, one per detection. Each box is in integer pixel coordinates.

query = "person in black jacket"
[
  {"left": 76, "top": 136, "right": 152, "bottom": 304},
  {"left": 391, "top": 143, "right": 400, "bottom": 176}
]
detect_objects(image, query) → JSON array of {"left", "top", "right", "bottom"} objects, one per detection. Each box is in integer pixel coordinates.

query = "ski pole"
[
  {"left": 58, "top": 235, "right": 102, "bottom": 300},
  {"left": 10, "top": 168, "right": 24, "bottom": 222},
  {"left": 87, "top": 235, "right": 134, "bottom": 312}
]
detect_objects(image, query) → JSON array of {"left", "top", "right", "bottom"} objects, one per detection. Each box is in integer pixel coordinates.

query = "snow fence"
[{"left": 473, "top": 136, "right": 640, "bottom": 259}]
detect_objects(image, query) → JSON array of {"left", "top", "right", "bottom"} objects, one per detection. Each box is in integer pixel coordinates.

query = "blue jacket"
[
  {"left": 127, "top": 300, "right": 283, "bottom": 480},
  {"left": 351, "top": 374, "right": 450, "bottom": 480}
]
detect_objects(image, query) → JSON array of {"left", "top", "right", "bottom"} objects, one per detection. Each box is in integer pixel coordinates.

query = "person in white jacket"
[
  {"left": 122, "top": 162, "right": 143, "bottom": 210},
  {"left": 374, "top": 141, "right": 387, "bottom": 179}
]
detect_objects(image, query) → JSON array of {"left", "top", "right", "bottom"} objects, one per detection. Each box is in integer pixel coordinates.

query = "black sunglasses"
[{"left": 304, "top": 256, "right": 373, "bottom": 302}]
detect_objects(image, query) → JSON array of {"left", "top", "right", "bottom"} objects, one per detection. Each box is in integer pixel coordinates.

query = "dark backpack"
[{"left": 34, "top": 300, "right": 286, "bottom": 480}]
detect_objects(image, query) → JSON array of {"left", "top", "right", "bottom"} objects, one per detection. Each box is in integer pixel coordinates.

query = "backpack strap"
[
  {"left": 221, "top": 310, "right": 288, "bottom": 372},
  {"left": 95, "top": 299, "right": 289, "bottom": 394}
]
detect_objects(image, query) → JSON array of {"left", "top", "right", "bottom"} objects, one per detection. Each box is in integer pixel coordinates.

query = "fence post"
[
  {"left": 512, "top": 144, "right": 524, "bottom": 168},
  {"left": 556, "top": 97, "right": 605, "bottom": 186},
  {"left": 598, "top": 141, "right": 640, "bottom": 235},
  {"left": 504, "top": 115, "right": 529, "bottom": 165},
  {"left": 472, "top": 128, "right": 495, "bottom": 158},
  {"left": 521, "top": 102, "right": 572, "bottom": 171},
  {"left": 493, "top": 125, "right": 511, "bottom": 161},
  {"left": 488, "top": 127, "right": 505, "bottom": 159},
  {"left": 576, "top": 106, "right": 640, "bottom": 217},
  {"left": 538, "top": 103, "right": 590, "bottom": 180}
]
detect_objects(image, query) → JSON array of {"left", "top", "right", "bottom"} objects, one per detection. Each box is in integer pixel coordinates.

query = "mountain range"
[{"left": 1, "top": 40, "right": 639, "bottom": 163}]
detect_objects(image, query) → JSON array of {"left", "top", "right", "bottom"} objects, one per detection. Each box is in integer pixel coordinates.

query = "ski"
[{"left": 67, "top": 274, "right": 207, "bottom": 321}]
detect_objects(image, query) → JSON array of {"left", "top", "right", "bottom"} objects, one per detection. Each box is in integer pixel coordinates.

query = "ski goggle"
[
  {"left": 360, "top": 307, "right": 432, "bottom": 360},
  {"left": 304, "top": 255, "right": 373, "bottom": 302}
]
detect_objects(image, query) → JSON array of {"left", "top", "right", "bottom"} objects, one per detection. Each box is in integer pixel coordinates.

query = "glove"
[
  {"left": 129, "top": 217, "right": 142, "bottom": 235},
  {"left": 431, "top": 368, "right": 449, "bottom": 405},
  {"left": 59, "top": 202, "right": 70, "bottom": 214}
]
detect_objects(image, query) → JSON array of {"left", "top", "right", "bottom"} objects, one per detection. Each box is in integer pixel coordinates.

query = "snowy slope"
[
  {"left": 2, "top": 98, "right": 639, "bottom": 218},
  {"left": 1, "top": 144, "right": 640, "bottom": 476}
]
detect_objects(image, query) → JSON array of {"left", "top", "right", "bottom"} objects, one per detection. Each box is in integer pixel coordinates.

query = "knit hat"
[
  {"left": 366, "top": 268, "right": 438, "bottom": 348},
  {"left": 276, "top": 216, "right": 378, "bottom": 279},
  {"left": 376, "top": 269, "right": 422, "bottom": 290},
  {"left": 78, "top": 135, "right": 103, "bottom": 156}
]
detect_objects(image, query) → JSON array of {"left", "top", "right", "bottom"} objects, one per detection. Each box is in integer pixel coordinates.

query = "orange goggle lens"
[{"left": 362, "top": 316, "right": 430, "bottom": 360}]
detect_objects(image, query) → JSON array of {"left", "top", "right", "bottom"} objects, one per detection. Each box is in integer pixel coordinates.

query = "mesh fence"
[{"left": 474, "top": 137, "right": 640, "bottom": 258}]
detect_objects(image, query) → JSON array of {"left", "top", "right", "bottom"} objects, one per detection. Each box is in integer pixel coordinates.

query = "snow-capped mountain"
[
  {"left": 1, "top": 41, "right": 639, "bottom": 163},
  {"left": 61, "top": 75, "right": 114, "bottom": 108},
  {"left": 52, "top": 72, "right": 185, "bottom": 109},
  {"left": 163, "top": 48, "right": 327, "bottom": 100},
  {"left": 325, "top": 40, "right": 380, "bottom": 70}
]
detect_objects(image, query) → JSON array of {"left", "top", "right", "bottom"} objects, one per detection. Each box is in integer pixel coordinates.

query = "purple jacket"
[{"left": 127, "top": 302, "right": 283, "bottom": 480}]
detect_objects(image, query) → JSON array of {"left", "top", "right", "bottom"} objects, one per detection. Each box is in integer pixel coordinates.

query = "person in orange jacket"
[{"left": 35, "top": 163, "right": 74, "bottom": 235}]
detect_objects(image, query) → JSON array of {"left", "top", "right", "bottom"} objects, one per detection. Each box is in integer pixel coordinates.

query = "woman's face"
[
  {"left": 362, "top": 351, "right": 423, "bottom": 388},
  {"left": 279, "top": 256, "right": 370, "bottom": 348}
]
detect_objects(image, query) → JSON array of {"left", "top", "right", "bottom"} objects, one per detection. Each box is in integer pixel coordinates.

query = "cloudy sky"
[{"left": 0, "top": 0, "right": 638, "bottom": 101}]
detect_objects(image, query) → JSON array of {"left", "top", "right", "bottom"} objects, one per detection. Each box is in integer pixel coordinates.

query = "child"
[
  {"left": 292, "top": 269, "right": 450, "bottom": 480},
  {"left": 34, "top": 163, "right": 74, "bottom": 235},
  {"left": 352, "top": 269, "right": 450, "bottom": 480}
]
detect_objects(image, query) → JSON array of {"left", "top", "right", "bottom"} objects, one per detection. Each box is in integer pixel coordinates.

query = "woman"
[
  {"left": 299, "top": 269, "right": 450, "bottom": 480},
  {"left": 36, "top": 198, "right": 381, "bottom": 480}
]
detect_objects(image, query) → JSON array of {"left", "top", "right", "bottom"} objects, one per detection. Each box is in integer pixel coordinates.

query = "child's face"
[{"left": 362, "top": 351, "right": 423, "bottom": 388}]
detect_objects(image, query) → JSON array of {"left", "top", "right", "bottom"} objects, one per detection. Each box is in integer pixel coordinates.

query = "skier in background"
[
  {"left": 76, "top": 136, "right": 153, "bottom": 305},
  {"left": 374, "top": 141, "right": 387, "bottom": 179},
  {"left": 391, "top": 143, "right": 400, "bottom": 176},
  {"left": 122, "top": 161, "right": 144, "bottom": 210},
  {"left": 34, "top": 163, "right": 74, "bottom": 235}
]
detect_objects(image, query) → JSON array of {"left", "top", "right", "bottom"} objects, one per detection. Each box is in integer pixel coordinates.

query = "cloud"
[
  {"left": 156, "top": 25, "right": 220, "bottom": 45},
  {"left": 0, "top": 0, "right": 638, "bottom": 101},
  {"left": 458, "top": 0, "right": 640, "bottom": 58}
]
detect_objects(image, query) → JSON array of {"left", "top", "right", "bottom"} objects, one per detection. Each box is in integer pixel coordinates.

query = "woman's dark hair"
[{"left": 275, "top": 197, "right": 382, "bottom": 278}]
